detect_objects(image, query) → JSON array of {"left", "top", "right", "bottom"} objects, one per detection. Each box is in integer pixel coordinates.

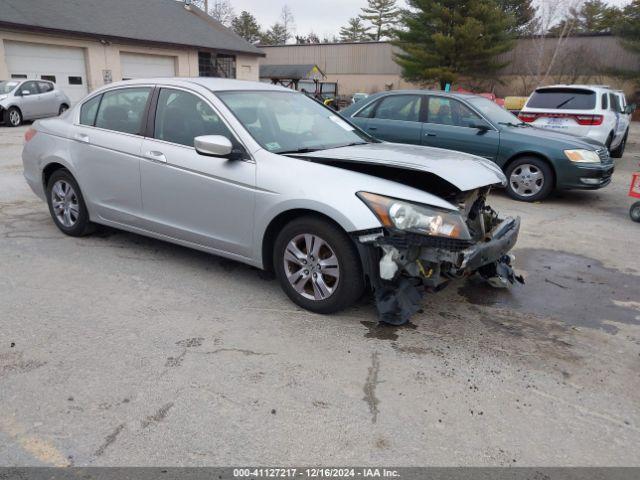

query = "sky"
[
  {"left": 225, "top": 0, "right": 631, "bottom": 41},
  {"left": 227, "top": 0, "right": 408, "bottom": 40}
]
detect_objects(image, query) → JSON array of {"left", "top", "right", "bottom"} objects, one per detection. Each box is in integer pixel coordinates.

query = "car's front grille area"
[
  {"left": 597, "top": 147, "right": 612, "bottom": 164},
  {"left": 381, "top": 233, "right": 474, "bottom": 252}
]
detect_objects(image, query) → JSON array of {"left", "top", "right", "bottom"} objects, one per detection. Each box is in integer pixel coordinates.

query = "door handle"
[
  {"left": 424, "top": 131, "right": 436, "bottom": 137},
  {"left": 145, "top": 151, "right": 167, "bottom": 163},
  {"left": 74, "top": 133, "right": 90, "bottom": 143},
  {"left": 368, "top": 126, "right": 377, "bottom": 130}
]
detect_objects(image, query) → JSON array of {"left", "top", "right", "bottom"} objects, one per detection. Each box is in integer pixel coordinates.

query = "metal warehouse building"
[{"left": 0, "top": 0, "right": 264, "bottom": 104}]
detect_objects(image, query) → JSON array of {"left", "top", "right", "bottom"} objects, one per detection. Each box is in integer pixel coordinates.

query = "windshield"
[
  {"left": 216, "top": 91, "right": 373, "bottom": 154},
  {"left": 0, "top": 81, "right": 19, "bottom": 95},
  {"left": 466, "top": 96, "right": 522, "bottom": 125},
  {"left": 526, "top": 88, "right": 596, "bottom": 110}
]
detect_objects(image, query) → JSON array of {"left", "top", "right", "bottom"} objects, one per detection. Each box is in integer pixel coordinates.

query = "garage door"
[
  {"left": 120, "top": 53, "right": 176, "bottom": 80},
  {"left": 4, "top": 41, "right": 88, "bottom": 104}
]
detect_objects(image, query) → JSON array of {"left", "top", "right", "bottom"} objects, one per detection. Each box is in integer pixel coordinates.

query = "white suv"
[{"left": 519, "top": 85, "right": 633, "bottom": 158}]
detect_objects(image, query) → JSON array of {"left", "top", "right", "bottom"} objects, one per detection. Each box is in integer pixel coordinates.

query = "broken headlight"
[{"left": 358, "top": 192, "right": 472, "bottom": 240}]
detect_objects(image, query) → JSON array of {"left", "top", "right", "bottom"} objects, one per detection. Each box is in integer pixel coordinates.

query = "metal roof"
[
  {"left": 259, "top": 64, "right": 325, "bottom": 80},
  {"left": 0, "top": 0, "right": 263, "bottom": 56}
]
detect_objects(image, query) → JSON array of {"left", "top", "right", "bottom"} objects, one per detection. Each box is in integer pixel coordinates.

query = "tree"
[
  {"left": 550, "top": 0, "right": 621, "bottom": 34},
  {"left": 359, "top": 0, "right": 401, "bottom": 41},
  {"left": 261, "top": 6, "right": 296, "bottom": 45},
  {"left": 616, "top": 0, "right": 640, "bottom": 53},
  {"left": 232, "top": 11, "right": 262, "bottom": 43},
  {"left": 496, "top": 0, "right": 536, "bottom": 34},
  {"left": 209, "top": 0, "right": 235, "bottom": 26},
  {"left": 339, "top": 17, "right": 372, "bottom": 42},
  {"left": 393, "top": 0, "right": 515, "bottom": 89},
  {"left": 191, "top": 0, "right": 235, "bottom": 26}
]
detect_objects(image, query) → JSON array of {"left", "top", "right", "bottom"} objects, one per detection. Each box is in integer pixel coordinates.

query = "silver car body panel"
[{"left": 23, "top": 77, "right": 508, "bottom": 270}]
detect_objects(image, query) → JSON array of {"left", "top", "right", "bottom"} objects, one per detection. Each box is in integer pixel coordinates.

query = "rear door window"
[
  {"left": 609, "top": 93, "right": 621, "bottom": 113},
  {"left": 372, "top": 95, "right": 422, "bottom": 122},
  {"left": 37, "top": 81, "right": 54, "bottom": 93},
  {"left": 95, "top": 87, "right": 151, "bottom": 135},
  {"left": 527, "top": 88, "right": 596, "bottom": 110}
]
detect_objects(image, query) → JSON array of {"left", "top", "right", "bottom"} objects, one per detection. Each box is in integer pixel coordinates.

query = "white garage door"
[
  {"left": 120, "top": 53, "right": 176, "bottom": 80},
  {"left": 4, "top": 41, "right": 88, "bottom": 104}
]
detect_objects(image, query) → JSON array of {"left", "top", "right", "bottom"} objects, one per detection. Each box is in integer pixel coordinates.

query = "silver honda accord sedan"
[{"left": 22, "top": 78, "right": 522, "bottom": 324}]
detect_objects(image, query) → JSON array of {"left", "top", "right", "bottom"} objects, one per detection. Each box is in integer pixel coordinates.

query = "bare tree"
[
  {"left": 525, "top": 0, "right": 585, "bottom": 87},
  {"left": 280, "top": 5, "right": 296, "bottom": 42},
  {"left": 190, "top": 0, "right": 235, "bottom": 26}
]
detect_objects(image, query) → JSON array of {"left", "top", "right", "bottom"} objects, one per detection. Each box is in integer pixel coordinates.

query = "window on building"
[
  {"left": 69, "top": 76, "right": 83, "bottom": 85},
  {"left": 198, "top": 52, "right": 236, "bottom": 78},
  {"left": 41, "top": 75, "right": 56, "bottom": 83},
  {"left": 11, "top": 74, "right": 27, "bottom": 79}
]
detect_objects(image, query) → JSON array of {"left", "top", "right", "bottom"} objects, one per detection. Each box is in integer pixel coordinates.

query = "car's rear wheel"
[
  {"left": 274, "top": 217, "right": 364, "bottom": 314},
  {"left": 610, "top": 130, "right": 628, "bottom": 159},
  {"left": 505, "top": 157, "right": 554, "bottom": 202},
  {"left": 5, "top": 107, "right": 22, "bottom": 127},
  {"left": 46, "top": 169, "right": 94, "bottom": 236},
  {"left": 58, "top": 104, "right": 69, "bottom": 116}
]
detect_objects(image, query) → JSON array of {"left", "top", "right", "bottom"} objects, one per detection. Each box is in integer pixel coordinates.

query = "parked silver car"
[
  {"left": 1, "top": 79, "right": 71, "bottom": 127},
  {"left": 22, "top": 78, "right": 522, "bottom": 324}
]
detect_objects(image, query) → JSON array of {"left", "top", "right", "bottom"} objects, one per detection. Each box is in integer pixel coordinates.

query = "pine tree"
[
  {"left": 261, "top": 6, "right": 296, "bottom": 45},
  {"left": 359, "top": 0, "right": 401, "bottom": 41},
  {"left": 232, "top": 11, "right": 262, "bottom": 43},
  {"left": 551, "top": 0, "right": 622, "bottom": 35},
  {"left": 393, "top": 0, "right": 515, "bottom": 88},
  {"left": 496, "top": 0, "right": 536, "bottom": 34},
  {"left": 339, "top": 17, "right": 372, "bottom": 42},
  {"left": 616, "top": 0, "right": 640, "bottom": 53}
]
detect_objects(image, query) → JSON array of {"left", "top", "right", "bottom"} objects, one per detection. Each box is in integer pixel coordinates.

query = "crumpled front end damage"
[{"left": 354, "top": 188, "right": 523, "bottom": 325}]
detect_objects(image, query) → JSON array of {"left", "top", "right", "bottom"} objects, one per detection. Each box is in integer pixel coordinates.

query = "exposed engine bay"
[
  {"left": 353, "top": 186, "right": 523, "bottom": 325},
  {"left": 295, "top": 145, "right": 524, "bottom": 325}
]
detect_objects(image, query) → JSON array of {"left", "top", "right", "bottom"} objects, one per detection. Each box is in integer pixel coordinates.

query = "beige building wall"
[{"left": 0, "top": 28, "right": 259, "bottom": 92}]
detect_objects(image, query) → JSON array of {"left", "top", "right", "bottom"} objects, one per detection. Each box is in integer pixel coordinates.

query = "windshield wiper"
[
  {"left": 498, "top": 121, "right": 528, "bottom": 127},
  {"left": 278, "top": 147, "right": 321, "bottom": 155},
  {"left": 555, "top": 96, "right": 575, "bottom": 109}
]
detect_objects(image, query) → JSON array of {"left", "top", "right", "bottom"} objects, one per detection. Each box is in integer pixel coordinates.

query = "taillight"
[
  {"left": 24, "top": 128, "right": 37, "bottom": 143},
  {"left": 518, "top": 113, "right": 537, "bottom": 122},
  {"left": 575, "top": 115, "right": 603, "bottom": 126}
]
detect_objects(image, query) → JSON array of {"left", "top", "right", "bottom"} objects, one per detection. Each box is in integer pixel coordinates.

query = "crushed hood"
[{"left": 295, "top": 142, "right": 506, "bottom": 192}]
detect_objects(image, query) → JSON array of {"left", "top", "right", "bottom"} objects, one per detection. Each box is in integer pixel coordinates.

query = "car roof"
[
  {"left": 365, "top": 90, "right": 480, "bottom": 99},
  {"left": 90, "top": 77, "right": 293, "bottom": 93}
]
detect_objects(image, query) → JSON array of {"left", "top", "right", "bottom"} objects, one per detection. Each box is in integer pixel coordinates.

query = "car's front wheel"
[
  {"left": 274, "top": 217, "right": 364, "bottom": 314},
  {"left": 5, "top": 107, "right": 22, "bottom": 127},
  {"left": 46, "top": 169, "right": 94, "bottom": 236},
  {"left": 505, "top": 157, "right": 554, "bottom": 202}
]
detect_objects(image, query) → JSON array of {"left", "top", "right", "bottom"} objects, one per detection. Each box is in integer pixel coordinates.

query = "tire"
[
  {"left": 46, "top": 169, "right": 94, "bottom": 236},
  {"left": 4, "top": 107, "right": 22, "bottom": 127},
  {"left": 605, "top": 132, "right": 614, "bottom": 151},
  {"left": 58, "top": 104, "right": 69, "bottom": 116},
  {"left": 630, "top": 202, "right": 640, "bottom": 223},
  {"left": 505, "top": 156, "right": 554, "bottom": 202},
  {"left": 273, "top": 216, "right": 364, "bottom": 314},
  {"left": 610, "top": 130, "right": 628, "bottom": 159}
]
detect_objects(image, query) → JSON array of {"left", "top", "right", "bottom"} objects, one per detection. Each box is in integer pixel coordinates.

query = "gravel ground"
[{"left": 0, "top": 121, "right": 639, "bottom": 467}]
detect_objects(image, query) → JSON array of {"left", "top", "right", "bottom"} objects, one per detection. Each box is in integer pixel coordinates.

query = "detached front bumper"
[{"left": 355, "top": 216, "right": 522, "bottom": 325}]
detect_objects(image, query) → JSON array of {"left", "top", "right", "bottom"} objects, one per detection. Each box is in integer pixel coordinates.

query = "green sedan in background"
[{"left": 341, "top": 91, "right": 614, "bottom": 201}]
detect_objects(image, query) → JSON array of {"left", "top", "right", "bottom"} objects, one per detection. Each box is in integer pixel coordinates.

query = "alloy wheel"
[
  {"left": 510, "top": 163, "right": 544, "bottom": 197},
  {"left": 283, "top": 233, "right": 340, "bottom": 301},
  {"left": 9, "top": 110, "right": 20, "bottom": 126},
  {"left": 51, "top": 180, "right": 80, "bottom": 227}
]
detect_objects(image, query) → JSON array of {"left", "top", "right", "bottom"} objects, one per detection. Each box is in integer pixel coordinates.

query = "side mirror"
[
  {"left": 625, "top": 104, "right": 636, "bottom": 115},
  {"left": 194, "top": 135, "right": 233, "bottom": 157},
  {"left": 21, "top": 90, "right": 31, "bottom": 96}
]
